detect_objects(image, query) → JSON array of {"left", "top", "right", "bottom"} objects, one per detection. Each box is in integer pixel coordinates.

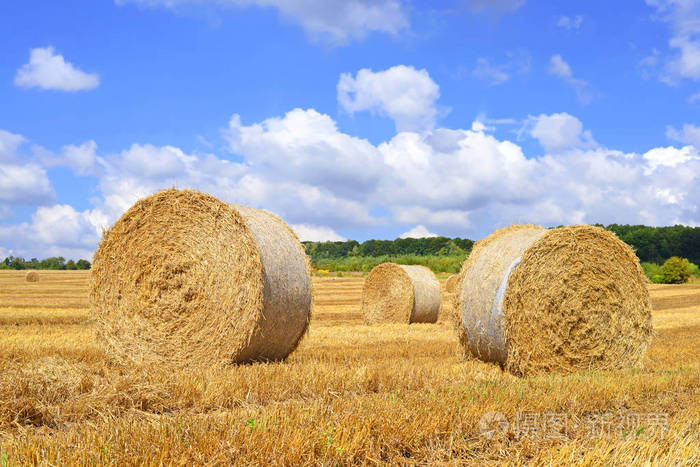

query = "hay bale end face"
[
  {"left": 25, "top": 271, "right": 40, "bottom": 282},
  {"left": 362, "top": 263, "right": 440, "bottom": 324},
  {"left": 454, "top": 224, "right": 653, "bottom": 376},
  {"left": 90, "top": 189, "right": 312, "bottom": 366}
]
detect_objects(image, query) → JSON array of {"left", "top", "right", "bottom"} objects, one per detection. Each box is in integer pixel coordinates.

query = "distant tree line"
[
  {"left": 0, "top": 256, "right": 91, "bottom": 270},
  {"left": 602, "top": 224, "right": 700, "bottom": 265},
  {"left": 304, "top": 236, "right": 474, "bottom": 261},
  {"left": 304, "top": 224, "right": 700, "bottom": 270}
]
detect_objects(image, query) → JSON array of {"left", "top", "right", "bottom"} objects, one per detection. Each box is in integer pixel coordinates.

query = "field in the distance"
[{"left": 0, "top": 271, "right": 698, "bottom": 465}]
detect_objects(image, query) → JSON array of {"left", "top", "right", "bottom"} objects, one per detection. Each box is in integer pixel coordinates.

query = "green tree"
[
  {"left": 76, "top": 259, "right": 91, "bottom": 269},
  {"left": 40, "top": 257, "right": 66, "bottom": 270},
  {"left": 660, "top": 256, "right": 692, "bottom": 284},
  {"left": 7, "top": 256, "right": 26, "bottom": 270}
]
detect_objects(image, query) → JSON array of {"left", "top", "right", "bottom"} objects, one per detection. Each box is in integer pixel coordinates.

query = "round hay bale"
[
  {"left": 25, "top": 271, "right": 40, "bottom": 282},
  {"left": 362, "top": 263, "right": 440, "bottom": 324},
  {"left": 445, "top": 274, "right": 459, "bottom": 293},
  {"left": 454, "top": 224, "right": 653, "bottom": 376},
  {"left": 90, "top": 189, "right": 312, "bottom": 366}
]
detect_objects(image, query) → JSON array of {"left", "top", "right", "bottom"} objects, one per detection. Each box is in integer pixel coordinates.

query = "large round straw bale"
[
  {"left": 90, "top": 189, "right": 312, "bottom": 366},
  {"left": 25, "top": 271, "right": 40, "bottom": 282},
  {"left": 362, "top": 263, "right": 440, "bottom": 324},
  {"left": 454, "top": 224, "right": 653, "bottom": 375},
  {"left": 445, "top": 274, "right": 459, "bottom": 293}
]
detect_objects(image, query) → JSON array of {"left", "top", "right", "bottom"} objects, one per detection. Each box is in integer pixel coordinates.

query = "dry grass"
[{"left": 0, "top": 270, "right": 698, "bottom": 465}]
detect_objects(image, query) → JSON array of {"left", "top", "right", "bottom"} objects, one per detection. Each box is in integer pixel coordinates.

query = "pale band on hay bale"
[
  {"left": 90, "top": 189, "right": 312, "bottom": 366},
  {"left": 362, "top": 263, "right": 440, "bottom": 324},
  {"left": 25, "top": 271, "right": 40, "bottom": 282},
  {"left": 445, "top": 274, "right": 458, "bottom": 293},
  {"left": 453, "top": 224, "right": 653, "bottom": 376}
]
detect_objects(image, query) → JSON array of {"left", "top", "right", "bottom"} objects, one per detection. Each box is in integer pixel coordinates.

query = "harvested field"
[{"left": 0, "top": 270, "right": 698, "bottom": 465}]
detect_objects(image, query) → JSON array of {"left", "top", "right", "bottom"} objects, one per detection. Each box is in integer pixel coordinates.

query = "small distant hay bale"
[
  {"left": 445, "top": 274, "right": 459, "bottom": 293},
  {"left": 453, "top": 224, "right": 653, "bottom": 376},
  {"left": 90, "top": 189, "right": 312, "bottom": 366},
  {"left": 25, "top": 271, "right": 40, "bottom": 282},
  {"left": 362, "top": 263, "right": 440, "bottom": 324}
]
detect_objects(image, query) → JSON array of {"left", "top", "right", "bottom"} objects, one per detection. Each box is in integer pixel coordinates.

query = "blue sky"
[{"left": 1, "top": 0, "right": 699, "bottom": 260}]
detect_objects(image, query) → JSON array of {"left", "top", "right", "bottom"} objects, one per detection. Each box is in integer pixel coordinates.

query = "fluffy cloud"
[
  {"left": 226, "top": 109, "right": 382, "bottom": 198},
  {"left": 399, "top": 225, "right": 437, "bottom": 239},
  {"left": 118, "top": 144, "right": 196, "bottom": 178},
  {"left": 0, "top": 164, "right": 54, "bottom": 206},
  {"left": 292, "top": 224, "right": 347, "bottom": 242},
  {"left": 95, "top": 144, "right": 248, "bottom": 219},
  {"left": 337, "top": 66, "right": 441, "bottom": 132},
  {"left": 30, "top": 205, "right": 106, "bottom": 248},
  {"left": 0, "top": 205, "right": 106, "bottom": 260},
  {"left": 0, "top": 130, "right": 27, "bottom": 162},
  {"left": 548, "top": 54, "right": 594, "bottom": 104},
  {"left": 646, "top": 0, "right": 700, "bottom": 84},
  {"left": 116, "top": 0, "right": 408, "bottom": 45},
  {"left": 378, "top": 129, "right": 538, "bottom": 212},
  {"left": 642, "top": 145, "right": 698, "bottom": 173},
  {"left": 526, "top": 112, "right": 594, "bottom": 152},
  {"left": 61, "top": 141, "right": 101, "bottom": 176},
  {"left": 14, "top": 47, "right": 99, "bottom": 91},
  {"left": 667, "top": 123, "right": 700, "bottom": 149},
  {"left": 0, "top": 129, "right": 55, "bottom": 209}
]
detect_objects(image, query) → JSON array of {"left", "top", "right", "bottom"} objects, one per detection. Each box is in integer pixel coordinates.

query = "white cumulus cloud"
[
  {"left": 0, "top": 204, "right": 106, "bottom": 260},
  {"left": 337, "top": 65, "right": 442, "bottom": 132},
  {"left": 14, "top": 47, "right": 99, "bottom": 92},
  {"left": 0, "top": 129, "right": 55, "bottom": 208},
  {"left": 399, "top": 225, "right": 437, "bottom": 239},
  {"left": 0, "top": 164, "right": 55, "bottom": 205},
  {"left": 225, "top": 109, "right": 383, "bottom": 198},
  {"left": 0, "top": 130, "right": 27, "bottom": 162},
  {"left": 526, "top": 112, "right": 594, "bottom": 153},
  {"left": 642, "top": 145, "right": 698, "bottom": 174},
  {"left": 292, "top": 224, "right": 347, "bottom": 242},
  {"left": 62, "top": 141, "right": 101, "bottom": 176}
]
